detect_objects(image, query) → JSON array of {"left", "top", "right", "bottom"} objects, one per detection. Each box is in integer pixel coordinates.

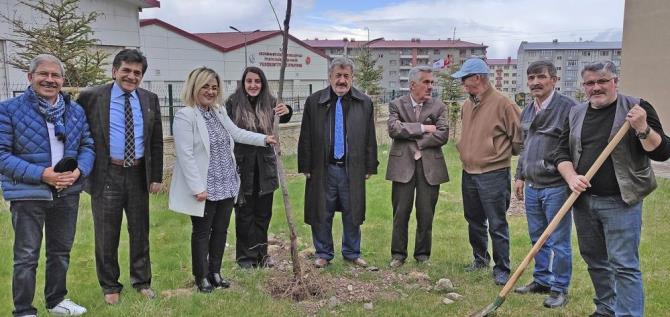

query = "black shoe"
[
  {"left": 464, "top": 260, "right": 489, "bottom": 272},
  {"left": 493, "top": 270, "right": 510, "bottom": 285},
  {"left": 196, "top": 277, "right": 214, "bottom": 293},
  {"left": 514, "top": 281, "right": 551, "bottom": 294},
  {"left": 208, "top": 273, "right": 230, "bottom": 289},
  {"left": 543, "top": 291, "right": 568, "bottom": 308},
  {"left": 415, "top": 255, "right": 429, "bottom": 263}
]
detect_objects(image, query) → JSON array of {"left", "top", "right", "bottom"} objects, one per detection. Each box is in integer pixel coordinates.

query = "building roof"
[
  {"left": 304, "top": 38, "right": 487, "bottom": 49},
  {"left": 519, "top": 41, "right": 622, "bottom": 50},
  {"left": 123, "top": 0, "right": 160, "bottom": 8},
  {"left": 139, "top": 19, "right": 327, "bottom": 58},
  {"left": 487, "top": 58, "right": 517, "bottom": 65}
]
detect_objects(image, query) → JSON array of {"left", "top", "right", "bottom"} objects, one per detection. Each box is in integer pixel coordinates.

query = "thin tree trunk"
[{"left": 272, "top": 0, "right": 301, "bottom": 279}]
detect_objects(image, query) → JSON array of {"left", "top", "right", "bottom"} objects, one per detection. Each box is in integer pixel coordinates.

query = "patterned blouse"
[{"left": 199, "top": 106, "right": 238, "bottom": 201}]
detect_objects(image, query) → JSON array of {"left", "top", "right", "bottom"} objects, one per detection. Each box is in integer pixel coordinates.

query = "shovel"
[{"left": 470, "top": 121, "right": 631, "bottom": 317}]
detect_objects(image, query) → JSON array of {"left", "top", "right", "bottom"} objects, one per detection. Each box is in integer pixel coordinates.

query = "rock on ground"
[
  {"left": 445, "top": 292, "right": 464, "bottom": 301},
  {"left": 363, "top": 302, "right": 374, "bottom": 310},
  {"left": 434, "top": 278, "right": 455, "bottom": 292}
]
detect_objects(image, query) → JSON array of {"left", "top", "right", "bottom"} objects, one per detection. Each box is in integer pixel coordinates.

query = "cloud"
[{"left": 140, "top": 0, "right": 624, "bottom": 57}]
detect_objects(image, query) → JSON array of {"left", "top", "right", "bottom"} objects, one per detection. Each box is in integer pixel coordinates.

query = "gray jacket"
[
  {"left": 515, "top": 92, "right": 577, "bottom": 187},
  {"left": 568, "top": 94, "right": 655, "bottom": 204}
]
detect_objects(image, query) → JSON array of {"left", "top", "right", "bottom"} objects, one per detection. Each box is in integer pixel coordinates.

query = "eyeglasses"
[
  {"left": 33, "top": 71, "right": 63, "bottom": 79},
  {"left": 582, "top": 77, "right": 616, "bottom": 87}
]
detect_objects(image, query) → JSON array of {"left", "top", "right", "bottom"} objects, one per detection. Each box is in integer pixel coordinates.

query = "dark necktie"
[
  {"left": 334, "top": 96, "right": 344, "bottom": 159},
  {"left": 123, "top": 93, "right": 136, "bottom": 167}
]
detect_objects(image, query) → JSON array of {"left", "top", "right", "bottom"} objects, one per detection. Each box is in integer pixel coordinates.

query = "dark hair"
[
  {"left": 112, "top": 49, "right": 148, "bottom": 74},
  {"left": 227, "top": 67, "right": 275, "bottom": 134},
  {"left": 527, "top": 60, "right": 557, "bottom": 77},
  {"left": 581, "top": 60, "right": 618, "bottom": 78}
]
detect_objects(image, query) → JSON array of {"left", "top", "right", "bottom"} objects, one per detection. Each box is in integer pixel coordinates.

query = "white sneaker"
[{"left": 47, "top": 299, "right": 87, "bottom": 316}]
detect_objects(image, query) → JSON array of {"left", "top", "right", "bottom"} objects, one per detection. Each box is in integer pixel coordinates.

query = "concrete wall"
[{"left": 620, "top": 0, "right": 670, "bottom": 128}]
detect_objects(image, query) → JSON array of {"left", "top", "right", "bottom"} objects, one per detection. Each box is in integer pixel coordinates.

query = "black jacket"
[{"left": 225, "top": 97, "right": 292, "bottom": 198}]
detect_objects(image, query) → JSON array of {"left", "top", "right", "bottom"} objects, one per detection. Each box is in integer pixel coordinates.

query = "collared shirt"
[
  {"left": 410, "top": 94, "right": 423, "bottom": 113},
  {"left": 533, "top": 90, "right": 555, "bottom": 113},
  {"left": 109, "top": 82, "right": 144, "bottom": 160}
]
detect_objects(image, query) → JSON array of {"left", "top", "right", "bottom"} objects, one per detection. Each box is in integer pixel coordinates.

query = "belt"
[
  {"left": 110, "top": 158, "right": 143, "bottom": 167},
  {"left": 330, "top": 161, "right": 345, "bottom": 166}
]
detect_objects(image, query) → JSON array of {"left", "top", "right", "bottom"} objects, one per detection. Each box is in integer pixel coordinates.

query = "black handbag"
[{"left": 54, "top": 157, "right": 78, "bottom": 173}]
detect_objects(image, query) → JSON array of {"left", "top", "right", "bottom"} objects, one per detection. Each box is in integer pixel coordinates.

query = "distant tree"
[
  {"left": 437, "top": 67, "right": 463, "bottom": 139},
  {"left": 1, "top": 0, "right": 109, "bottom": 87},
  {"left": 354, "top": 46, "right": 383, "bottom": 95}
]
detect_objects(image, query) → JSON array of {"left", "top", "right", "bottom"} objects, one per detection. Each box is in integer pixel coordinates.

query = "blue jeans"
[
  {"left": 311, "top": 164, "right": 361, "bottom": 261},
  {"left": 462, "top": 168, "right": 511, "bottom": 274},
  {"left": 10, "top": 194, "right": 80, "bottom": 317},
  {"left": 573, "top": 194, "right": 643, "bottom": 317},
  {"left": 524, "top": 184, "right": 572, "bottom": 293}
]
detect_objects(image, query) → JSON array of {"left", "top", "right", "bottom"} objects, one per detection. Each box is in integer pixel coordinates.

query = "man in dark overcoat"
[{"left": 298, "top": 56, "right": 378, "bottom": 268}]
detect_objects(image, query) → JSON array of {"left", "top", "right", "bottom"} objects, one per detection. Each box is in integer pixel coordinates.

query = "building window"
[
  {"left": 512, "top": 88, "right": 516, "bottom": 92},
  {"left": 616, "top": 50, "right": 622, "bottom": 56},
  {"left": 566, "top": 50, "right": 577, "bottom": 57},
  {"left": 528, "top": 51, "right": 537, "bottom": 57},
  {"left": 390, "top": 60, "right": 397, "bottom": 66},
  {"left": 512, "top": 80, "right": 516, "bottom": 85},
  {"left": 582, "top": 51, "right": 591, "bottom": 57},
  {"left": 557, "top": 66, "right": 562, "bottom": 70},
  {"left": 600, "top": 50, "right": 609, "bottom": 56},
  {"left": 389, "top": 81, "right": 396, "bottom": 88},
  {"left": 433, "top": 49, "right": 440, "bottom": 55},
  {"left": 504, "top": 80, "right": 509, "bottom": 84},
  {"left": 503, "top": 65, "right": 509, "bottom": 70},
  {"left": 565, "top": 70, "right": 577, "bottom": 78},
  {"left": 564, "top": 81, "right": 575, "bottom": 87},
  {"left": 389, "top": 71, "right": 397, "bottom": 76},
  {"left": 567, "top": 60, "right": 578, "bottom": 66},
  {"left": 540, "top": 50, "right": 552, "bottom": 56},
  {"left": 512, "top": 73, "right": 517, "bottom": 77},
  {"left": 556, "top": 55, "right": 562, "bottom": 60},
  {"left": 504, "top": 73, "right": 509, "bottom": 77}
]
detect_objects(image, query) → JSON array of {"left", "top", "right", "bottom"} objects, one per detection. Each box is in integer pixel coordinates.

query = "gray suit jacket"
[
  {"left": 386, "top": 95, "right": 449, "bottom": 185},
  {"left": 77, "top": 83, "right": 164, "bottom": 197}
]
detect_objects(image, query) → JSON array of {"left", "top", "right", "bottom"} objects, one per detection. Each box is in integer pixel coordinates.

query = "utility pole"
[{"left": 229, "top": 26, "right": 260, "bottom": 68}]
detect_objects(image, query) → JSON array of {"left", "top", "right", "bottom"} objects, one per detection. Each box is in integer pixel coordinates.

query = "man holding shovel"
[
  {"left": 513, "top": 60, "right": 577, "bottom": 308},
  {"left": 552, "top": 61, "right": 670, "bottom": 317}
]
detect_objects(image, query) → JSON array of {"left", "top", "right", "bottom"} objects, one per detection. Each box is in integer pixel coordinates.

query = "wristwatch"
[{"left": 636, "top": 126, "right": 651, "bottom": 139}]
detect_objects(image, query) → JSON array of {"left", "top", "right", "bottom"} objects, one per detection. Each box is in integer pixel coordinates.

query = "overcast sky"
[{"left": 140, "top": 0, "right": 625, "bottom": 58}]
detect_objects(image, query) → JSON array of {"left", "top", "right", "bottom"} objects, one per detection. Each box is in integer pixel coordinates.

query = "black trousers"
[
  {"left": 11, "top": 194, "right": 80, "bottom": 317},
  {"left": 235, "top": 192, "right": 273, "bottom": 266},
  {"left": 190, "top": 198, "right": 234, "bottom": 278},
  {"left": 391, "top": 159, "right": 440, "bottom": 261},
  {"left": 91, "top": 164, "right": 151, "bottom": 294}
]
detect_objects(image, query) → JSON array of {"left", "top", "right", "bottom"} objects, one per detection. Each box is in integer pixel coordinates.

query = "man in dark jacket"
[
  {"left": 77, "top": 49, "right": 163, "bottom": 305},
  {"left": 513, "top": 60, "right": 577, "bottom": 308},
  {"left": 298, "top": 57, "right": 378, "bottom": 268},
  {"left": 553, "top": 61, "right": 670, "bottom": 317},
  {"left": 0, "top": 54, "right": 94, "bottom": 316}
]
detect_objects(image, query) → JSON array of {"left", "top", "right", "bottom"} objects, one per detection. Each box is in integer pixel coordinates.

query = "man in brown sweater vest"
[{"left": 451, "top": 58, "right": 522, "bottom": 286}]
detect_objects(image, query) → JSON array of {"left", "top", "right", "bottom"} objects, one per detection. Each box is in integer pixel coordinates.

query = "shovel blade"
[{"left": 469, "top": 296, "right": 505, "bottom": 317}]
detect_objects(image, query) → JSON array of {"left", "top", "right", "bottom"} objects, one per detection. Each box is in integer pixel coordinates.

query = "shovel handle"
[{"left": 498, "top": 121, "right": 631, "bottom": 297}]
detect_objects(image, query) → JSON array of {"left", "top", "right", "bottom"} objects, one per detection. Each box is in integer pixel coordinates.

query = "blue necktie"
[{"left": 334, "top": 96, "right": 344, "bottom": 159}]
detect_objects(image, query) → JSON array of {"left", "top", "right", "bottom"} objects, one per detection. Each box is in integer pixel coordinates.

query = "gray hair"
[
  {"left": 409, "top": 66, "right": 433, "bottom": 83},
  {"left": 29, "top": 54, "right": 65, "bottom": 75},
  {"left": 329, "top": 57, "right": 355, "bottom": 75},
  {"left": 581, "top": 60, "right": 618, "bottom": 78}
]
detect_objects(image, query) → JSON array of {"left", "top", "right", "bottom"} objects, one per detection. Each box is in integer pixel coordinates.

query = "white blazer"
[{"left": 168, "top": 105, "right": 267, "bottom": 217}]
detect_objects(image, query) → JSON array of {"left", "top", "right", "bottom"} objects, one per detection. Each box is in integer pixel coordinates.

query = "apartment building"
[
  {"left": 487, "top": 57, "right": 517, "bottom": 100},
  {"left": 516, "top": 40, "right": 622, "bottom": 99},
  {"left": 305, "top": 37, "right": 487, "bottom": 96}
]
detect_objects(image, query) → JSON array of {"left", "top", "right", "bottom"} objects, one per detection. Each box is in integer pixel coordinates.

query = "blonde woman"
[{"left": 169, "top": 67, "right": 276, "bottom": 293}]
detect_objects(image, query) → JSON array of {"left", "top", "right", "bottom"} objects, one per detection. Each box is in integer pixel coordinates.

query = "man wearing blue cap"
[{"left": 451, "top": 57, "right": 522, "bottom": 286}]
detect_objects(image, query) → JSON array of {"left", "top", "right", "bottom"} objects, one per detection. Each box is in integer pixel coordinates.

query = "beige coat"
[
  {"left": 168, "top": 105, "right": 267, "bottom": 216},
  {"left": 385, "top": 95, "right": 450, "bottom": 185}
]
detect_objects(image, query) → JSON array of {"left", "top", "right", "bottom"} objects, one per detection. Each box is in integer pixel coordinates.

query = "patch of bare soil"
[
  {"left": 264, "top": 236, "right": 408, "bottom": 315},
  {"left": 508, "top": 192, "right": 526, "bottom": 216}
]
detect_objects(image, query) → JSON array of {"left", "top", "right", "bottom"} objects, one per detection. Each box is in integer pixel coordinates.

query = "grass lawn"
[{"left": 1, "top": 144, "right": 669, "bottom": 316}]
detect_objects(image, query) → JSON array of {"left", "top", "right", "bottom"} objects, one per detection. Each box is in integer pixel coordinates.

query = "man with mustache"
[
  {"left": 78, "top": 49, "right": 163, "bottom": 305},
  {"left": 512, "top": 60, "right": 577, "bottom": 308},
  {"left": 451, "top": 57, "right": 522, "bottom": 285},
  {"left": 298, "top": 57, "right": 378, "bottom": 268},
  {"left": 551, "top": 61, "right": 670, "bottom": 317},
  {"left": 386, "top": 66, "right": 449, "bottom": 268},
  {"left": 0, "top": 54, "right": 94, "bottom": 316}
]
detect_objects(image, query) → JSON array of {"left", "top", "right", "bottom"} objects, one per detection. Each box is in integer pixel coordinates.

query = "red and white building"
[{"left": 486, "top": 57, "right": 518, "bottom": 100}]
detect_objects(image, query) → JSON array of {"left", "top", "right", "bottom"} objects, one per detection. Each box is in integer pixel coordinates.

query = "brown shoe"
[
  {"left": 346, "top": 257, "right": 369, "bottom": 268},
  {"left": 314, "top": 258, "right": 330, "bottom": 268},
  {"left": 138, "top": 287, "right": 156, "bottom": 299},
  {"left": 104, "top": 293, "right": 120, "bottom": 305}
]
